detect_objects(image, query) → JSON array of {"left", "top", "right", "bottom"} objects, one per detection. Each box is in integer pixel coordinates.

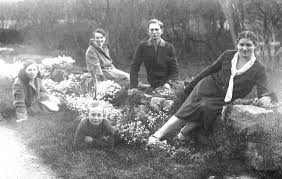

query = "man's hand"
[{"left": 257, "top": 96, "right": 271, "bottom": 108}]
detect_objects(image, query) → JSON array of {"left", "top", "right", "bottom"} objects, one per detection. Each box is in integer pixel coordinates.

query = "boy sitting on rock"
[{"left": 73, "top": 100, "right": 118, "bottom": 150}]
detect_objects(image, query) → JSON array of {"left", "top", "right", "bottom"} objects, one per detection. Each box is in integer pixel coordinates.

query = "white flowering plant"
[
  {"left": 152, "top": 83, "right": 175, "bottom": 99},
  {"left": 39, "top": 56, "right": 75, "bottom": 78},
  {"left": 39, "top": 59, "right": 179, "bottom": 148}
]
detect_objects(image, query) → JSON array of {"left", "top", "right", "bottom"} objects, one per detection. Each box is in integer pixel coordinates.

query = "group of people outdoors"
[{"left": 0, "top": 18, "right": 277, "bottom": 150}]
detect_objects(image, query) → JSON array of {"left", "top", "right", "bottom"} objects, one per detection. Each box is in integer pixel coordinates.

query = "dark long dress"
[{"left": 175, "top": 50, "right": 276, "bottom": 131}]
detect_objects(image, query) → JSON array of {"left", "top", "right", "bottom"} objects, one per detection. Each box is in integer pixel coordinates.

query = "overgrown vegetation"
[{"left": 1, "top": 0, "right": 282, "bottom": 71}]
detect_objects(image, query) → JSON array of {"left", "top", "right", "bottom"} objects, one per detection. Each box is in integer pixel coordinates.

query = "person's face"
[
  {"left": 148, "top": 23, "right": 163, "bottom": 41},
  {"left": 88, "top": 107, "right": 104, "bottom": 125},
  {"left": 237, "top": 38, "right": 256, "bottom": 59},
  {"left": 94, "top": 32, "right": 106, "bottom": 47},
  {"left": 25, "top": 64, "right": 38, "bottom": 79}
]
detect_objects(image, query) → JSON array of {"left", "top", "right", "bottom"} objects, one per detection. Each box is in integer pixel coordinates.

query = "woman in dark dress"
[{"left": 148, "top": 31, "right": 277, "bottom": 145}]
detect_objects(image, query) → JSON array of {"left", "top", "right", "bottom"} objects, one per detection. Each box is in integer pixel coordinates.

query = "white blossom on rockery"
[
  {"left": 40, "top": 56, "right": 75, "bottom": 78},
  {"left": 41, "top": 78, "right": 59, "bottom": 93},
  {"left": 145, "top": 110, "right": 170, "bottom": 130},
  {"left": 63, "top": 94, "right": 93, "bottom": 114},
  {"left": 96, "top": 80, "right": 122, "bottom": 100},
  {"left": 115, "top": 119, "right": 150, "bottom": 145},
  {"left": 152, "top": 83, "right": 174, "bottom": 98}
]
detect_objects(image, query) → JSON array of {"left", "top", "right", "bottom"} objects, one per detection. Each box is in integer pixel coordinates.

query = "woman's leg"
[
  {"left": 152, "top": 115, "right": 185, "bottom": 139},
  {"left": 179, "top": 121, "right": 199, "bottom": 136}
]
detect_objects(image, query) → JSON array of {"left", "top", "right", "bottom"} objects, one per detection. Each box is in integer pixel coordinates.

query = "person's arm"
[
  {"left": 183, "top": 51, "right": 230, "bottom": 95},
  {"left": 102, "top": 118, "right": 119, "bottom": 147},
  {"left": 73, "top": 118, "right": 88, "bottom": 150},
  {"left": 190, "top": 51, "right": 228, "bottom": 85},
  {"left": 86, "top": 47, "right": 104, "bottom": 79},
  {"left": 130, "top": 43, "right": 143, "bottom": 88},
  {"left": 256, "top": 66, "right": 278, "bottom": 104},
  {"left": 167, "top": 44, "right": 179, "bottom": 81},
  {"left": 12, "top": 81, "right": 28, "bottom": 120}
]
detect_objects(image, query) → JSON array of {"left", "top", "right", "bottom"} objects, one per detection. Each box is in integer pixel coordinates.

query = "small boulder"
[
  {"left": 163, "top": 100, "right": 174, "bottom": 112},
  {"left": 150, "top": 97, "right": 165, "bottom": 111}
]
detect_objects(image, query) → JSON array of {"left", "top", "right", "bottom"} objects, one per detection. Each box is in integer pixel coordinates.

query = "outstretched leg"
[{"left": 148, "top": 115, "right": 184, "bottom": 144}]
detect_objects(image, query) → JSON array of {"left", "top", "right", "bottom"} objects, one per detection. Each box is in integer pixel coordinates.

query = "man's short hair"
[
  {"left": 147, "top": 19, "right": 163, "bottom": 29},
  {"left": 93, "top": 28, "right": 106, "bottom": 38}
]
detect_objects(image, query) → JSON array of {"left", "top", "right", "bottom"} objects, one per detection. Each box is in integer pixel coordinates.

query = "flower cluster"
[
  {"left": 145, "top": 110, "right": 170, "bottom": 131},
  {"left": 152, "top": 83, "right": 174, "bottom": 98},
  {"left": 96, "top": 80, "right": 122, "bottom": 101},
  {"left": 40, "top": 56, "right": 75, "bottom": 78},
  {"left": 114, "top": 117, "right": 150, "bottom": 145},
  {"left": 63, "top": 94, "right": 92, "bottom": 114}
]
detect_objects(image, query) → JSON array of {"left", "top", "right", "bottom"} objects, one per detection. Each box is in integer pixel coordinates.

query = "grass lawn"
[{"left": 14, "top": 111, "right": 259, "bottom": 179}]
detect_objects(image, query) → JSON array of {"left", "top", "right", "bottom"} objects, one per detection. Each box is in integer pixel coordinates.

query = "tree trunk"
[{"left": 218, "top": 0, "right": 237, "bottom": 48}]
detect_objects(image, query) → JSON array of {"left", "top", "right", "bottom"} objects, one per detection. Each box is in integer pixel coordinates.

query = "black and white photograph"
[{"left": 0, "top": 0, "right": 282, "bottom": 178}]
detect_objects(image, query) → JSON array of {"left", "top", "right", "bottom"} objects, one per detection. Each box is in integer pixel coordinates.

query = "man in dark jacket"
[{"left": 130, "top": 19, "right": 179, "bottom": 89}]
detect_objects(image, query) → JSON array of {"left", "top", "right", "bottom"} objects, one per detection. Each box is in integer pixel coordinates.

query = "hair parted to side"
[
  {"left": 18, "top": 59, "right": 41, "bottom": 84},
  {"left": 147, "top": 19, "right": 163, "bottom": 28},
  {"left": 93, "top": 28, "right": 106, "bottom": 38},
  {"left": 88, "top": 100, "right": 105, "bottom": 116},
  {"left": 88, "top": 100, "right": 103, "bottom": 109},
  {"left": 237, "top": 31, "right": 258, "bottom": 46}
]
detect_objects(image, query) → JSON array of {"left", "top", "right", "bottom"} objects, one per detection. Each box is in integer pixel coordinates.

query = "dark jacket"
[
  {"left": 73, "top": 117, "right": 115, "bottom": 150},
  {"left": 189, "top": 50, "right": 277, "bottom": 101},
  {"left": 130, "top": 38, "right": 179, "bottom": 88}
]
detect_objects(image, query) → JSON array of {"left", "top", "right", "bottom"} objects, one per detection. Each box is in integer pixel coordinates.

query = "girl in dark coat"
[
  {"left": 148, "top": 31, "right": 277, "bottom": 145},
  {"left": 12, "top": 60, "right": 60, "bottom": 121}
]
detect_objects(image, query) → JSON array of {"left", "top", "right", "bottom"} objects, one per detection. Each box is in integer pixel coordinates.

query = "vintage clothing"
[
  {"left": 73, "top": 117, "right": 115, "bottom": 150},
  {"left": 130, "top": 38, "right": 179, "bottom": 88},
  {"left": 86, "top": 40, "right": 129, "bottom": 83},
  {"left": 175, "top": 50, "right": 276, "bottom": 131},
  {"left": 13, "top": 77, "right": 60, "bottom": 120}
]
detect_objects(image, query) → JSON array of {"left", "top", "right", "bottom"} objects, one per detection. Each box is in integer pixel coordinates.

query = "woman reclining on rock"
[{"left": 148, "top": 31, "right": 278, "bottom": 145}]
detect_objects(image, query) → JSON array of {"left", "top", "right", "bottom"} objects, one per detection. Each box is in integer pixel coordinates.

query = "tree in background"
[{"left": 0, "top": 0, "right": 282, "bottom": 71}]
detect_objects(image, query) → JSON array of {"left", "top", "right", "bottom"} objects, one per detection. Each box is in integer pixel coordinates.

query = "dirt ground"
[{"left": 0, "top": 124, "right": 57, "bottom": 179}]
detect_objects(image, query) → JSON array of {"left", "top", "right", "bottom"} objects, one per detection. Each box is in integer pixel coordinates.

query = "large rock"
[
  {"left": 215, "top": 105, "right": 282, "bottom": 171},
  {"left": 51, "top": 68, "right": 67, "bottom": 82}
]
